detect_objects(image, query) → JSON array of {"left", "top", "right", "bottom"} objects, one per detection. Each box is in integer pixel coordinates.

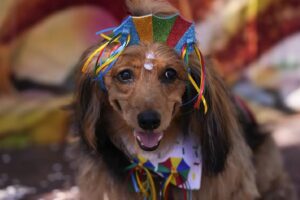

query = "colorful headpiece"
[{"left": 82, "top": 14, "right": 207, "bottom": 112}]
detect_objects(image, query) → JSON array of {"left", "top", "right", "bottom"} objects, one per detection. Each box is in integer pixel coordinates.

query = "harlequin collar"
[
  {"left": 81, "top": 14, "right": 208, "bottom": 111},
  {"left": 125, "top": 134, "right": 202, "bottom": 200}
]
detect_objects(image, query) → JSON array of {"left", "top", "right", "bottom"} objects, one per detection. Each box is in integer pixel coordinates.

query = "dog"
[{"left": 73, "top": 0, "right": 297, "bottom": 199}]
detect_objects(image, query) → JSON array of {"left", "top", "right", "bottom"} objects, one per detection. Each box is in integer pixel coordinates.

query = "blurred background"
[{"left": 0, "top": 0, "right": 299, "bottom": 199}]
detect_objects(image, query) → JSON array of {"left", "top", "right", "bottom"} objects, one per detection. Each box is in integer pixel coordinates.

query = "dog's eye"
[
  {"left": 161, "top": 68, "right": 177, "bottom": 83},
  {"left": 117, "top": 69, "right": 134, "bottom": 83}
]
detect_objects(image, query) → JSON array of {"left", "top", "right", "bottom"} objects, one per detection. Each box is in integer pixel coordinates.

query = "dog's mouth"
[{"left": 134, "top": 130, "right": 163, "bottom": 151}]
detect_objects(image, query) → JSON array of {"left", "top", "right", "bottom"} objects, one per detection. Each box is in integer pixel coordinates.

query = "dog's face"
[
  {"left": 77, "top": 40, "right": 232, "bottom": 174},
  {"left": 104, "top": 43, "right": 187, "bottom": 153}
]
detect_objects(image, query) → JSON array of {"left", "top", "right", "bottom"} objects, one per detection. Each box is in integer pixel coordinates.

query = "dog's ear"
[
  {"left": 74, "top": 46, "right": 132, "bottom": 178},
  {"left": 187, "top": 57, "right": 235, "bottom": 175},
  {"left": 74, "top": 48, "right": 107, "bottom": 150}
]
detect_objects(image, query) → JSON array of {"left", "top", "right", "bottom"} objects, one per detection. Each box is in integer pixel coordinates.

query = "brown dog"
[{"left": 73, "top": 0, "right": 297, "bottom": 199}]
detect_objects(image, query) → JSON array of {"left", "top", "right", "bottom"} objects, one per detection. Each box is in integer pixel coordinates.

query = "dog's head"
[
  {"left": 104, "top": 43, "right": 187, "bottom": 152},
  {"left": 75, "top": 0, "right": 235, "bottom": 175}
]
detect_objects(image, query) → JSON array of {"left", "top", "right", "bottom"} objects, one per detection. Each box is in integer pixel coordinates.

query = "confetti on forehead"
[
  {"left": 144, "top": 51, "right": 155, "bottom": 71},
  {"left": 144, "top": 62, "right": 154, "bottom": 71}
]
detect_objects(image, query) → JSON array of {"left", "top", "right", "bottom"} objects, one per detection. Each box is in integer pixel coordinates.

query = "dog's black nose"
[{"left": 137, "top": 110, "right": 161, "bottom": 130}]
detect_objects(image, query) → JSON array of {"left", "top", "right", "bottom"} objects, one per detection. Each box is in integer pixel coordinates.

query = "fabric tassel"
[
  {"left": 180, "top": 44, "right": 208, "bottom": 113},
  {"left": 161, "top": 172, "right": 192, "bottom": 200},
  {"left": 125, "top": 162, "right": 157, "bottom": 200},
  {"left": 81, "top": 33, "right": 131, "bottom": 90}
]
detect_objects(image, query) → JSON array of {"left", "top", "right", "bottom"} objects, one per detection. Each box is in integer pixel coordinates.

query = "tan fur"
[
  {"left": 254, "top": 136, "right": 297, "bottom": 200},
  {"left": 0, "top": 43, "right": 16, "bottom": 94},
  {"left": 74, "top": 0, "right": 297, "bottom": 199}
]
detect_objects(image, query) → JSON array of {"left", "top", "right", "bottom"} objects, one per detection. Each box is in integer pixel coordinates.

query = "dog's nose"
[{"left": 137, "top": 110, "right": 161, "bottom": 130}]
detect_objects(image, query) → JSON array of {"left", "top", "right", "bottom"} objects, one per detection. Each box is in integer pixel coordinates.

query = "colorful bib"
[{"left": 126, "top": 135, "right": 202, "bottom": 200}]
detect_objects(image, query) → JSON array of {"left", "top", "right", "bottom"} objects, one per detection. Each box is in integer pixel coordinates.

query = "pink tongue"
[{"left": 135, "top": 131, "right": 163, "bottom": 148}]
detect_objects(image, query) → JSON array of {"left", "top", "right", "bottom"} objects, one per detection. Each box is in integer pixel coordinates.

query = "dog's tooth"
[
  {"left": 137, "top": 136, "right": 141, "bottom": 141},
  {"left": 158, "top": 135, "right": 163, "bottom": 141}
]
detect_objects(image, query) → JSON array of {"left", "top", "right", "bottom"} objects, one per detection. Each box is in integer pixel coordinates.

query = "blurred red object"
[
  {"left": 0, "top": 0, "right": 127, "bottom": 44},
  {"left": 214, "top": 0, "right": 300, "bottom": 78}
]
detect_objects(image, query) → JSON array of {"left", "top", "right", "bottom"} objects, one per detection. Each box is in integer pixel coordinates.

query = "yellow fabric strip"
[
  {"left": 95, "top": 35, "right": 130, "bottom": 75},
  {"left": 201, "top": 96, "right": 208, "bottom": 113},
  {"left": 81, "top": 41, "right": 109, "bottom": 73},
  {"left": 82, "top": 35, "right": 121, "bottom": 73},
  {"left": 182, "top": 46, "right": 208, "bottom": 113},
  {"left": 100, "top": 34, "right": 112, "bottom": 41},
  {"left": 144, "top": 168, "right": 157, "bottom": 200},
  {"left": 163, "top": 175, "right": 173, "bottom": 198},
  {"left": 181, "top": 48, "right": 187, "bottom": 59},
  {"left": 135, "top": 171, "right": 148, "bottom": 197},
  {"left": 133, "top": 15, "right": 153, "bottom": 43},
  {"left": 193, "top": 46, "right": 208, "bottom": 113},
  {"left": 188, "top": 74, "right": 200, "bottom": 92}
]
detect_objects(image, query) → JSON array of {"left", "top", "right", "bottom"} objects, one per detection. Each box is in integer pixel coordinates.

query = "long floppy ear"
[
  {"left": 74, "top": 47, "right": 107, "bottom": 150},
  {"left": 74, "top": 45, "right": 131, "bottom": 178},
  {"left": 187, "top": 57, "right": 236, "bottom": 175}
]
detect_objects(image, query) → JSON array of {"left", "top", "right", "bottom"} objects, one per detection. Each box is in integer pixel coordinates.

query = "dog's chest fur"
[{"left": 77, "top": 125, "right": 259, "bottom": 200}]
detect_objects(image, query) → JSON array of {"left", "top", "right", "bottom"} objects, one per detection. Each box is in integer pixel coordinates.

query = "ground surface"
[{"left": 0, "top": 144, "right": 76, "bottom": 200}]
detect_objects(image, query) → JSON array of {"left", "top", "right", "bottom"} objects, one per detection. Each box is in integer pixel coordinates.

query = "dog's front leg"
[{"left": 77, "top": 157, "right": 143, "bottom": 200}]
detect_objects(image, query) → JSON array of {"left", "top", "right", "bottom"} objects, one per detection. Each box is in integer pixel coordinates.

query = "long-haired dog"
[{"left": 73, "top": 0, "right": 297, "bottom": 199}]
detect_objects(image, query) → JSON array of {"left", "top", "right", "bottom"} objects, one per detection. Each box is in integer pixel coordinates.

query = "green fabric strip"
[{"left": 153, "top": 15, "right": 177, "bottom": 43}]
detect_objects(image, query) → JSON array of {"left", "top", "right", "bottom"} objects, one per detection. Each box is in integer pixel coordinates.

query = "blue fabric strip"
[
  {"left": 97, "top": 37, "right": 128, "bottom": 90},
  {"left": 95, "top": 27, "right": 116, "bottom": 35},
  {"left": 113, "top": 16, "right": 140, "bottom": 45},
  {"left": 174, "top": 24, "right": 196, "bottom": 54},
  {"left": 98, "top": 58, "right": 118, "bottom": 90},
  {"left": 131, "top": 173, "right": 140, "bottom": 192}
]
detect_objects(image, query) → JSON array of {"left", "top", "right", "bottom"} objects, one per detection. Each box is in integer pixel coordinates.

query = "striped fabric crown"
[{"left": 112, "top": 14, "right": 196, "bottom": 53}]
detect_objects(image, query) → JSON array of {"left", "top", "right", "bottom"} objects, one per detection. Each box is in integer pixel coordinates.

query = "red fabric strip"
[{"left": 166, "top": 16, "right": 191, "bottom": 48}]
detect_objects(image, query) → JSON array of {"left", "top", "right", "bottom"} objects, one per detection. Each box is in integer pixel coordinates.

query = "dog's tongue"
[{"left": 134, "top": 131, "right": 163, "bottom": 148}]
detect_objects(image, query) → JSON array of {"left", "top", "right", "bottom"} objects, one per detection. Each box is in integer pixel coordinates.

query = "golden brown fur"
[{"left": 73, "top": 0, "right": 297, "bottom": 199}]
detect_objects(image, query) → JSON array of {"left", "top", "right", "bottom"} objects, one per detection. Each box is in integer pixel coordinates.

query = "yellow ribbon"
[
  {"left": 181, "top": 46, "right": 208, "bottom": 113},
  {"left": 144, "top": 167, "right": 157, "bottom": 200},
  {"left": 135, "top": 170, "right": 149, "bottom": 197},
  {"left": 193, "top": 46, "right": 208, "bottom": 113},
  {"left": 95, "top": 35, "right": 131, "bottom": 75},
  {"left": 163, "top": 175, "right": 173, "bottom": 198},
  {"left": 100, "top": 33, "right": 112, "bottom": 41},
  {"left": 133, "top": 165, "right": 157, "bottom": 200},
  {"left": 81, "top": 35, "right": 121, "bottom": 73},
  {"left": 81, "top": 41, "right": 109, "bottom": 73}
]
